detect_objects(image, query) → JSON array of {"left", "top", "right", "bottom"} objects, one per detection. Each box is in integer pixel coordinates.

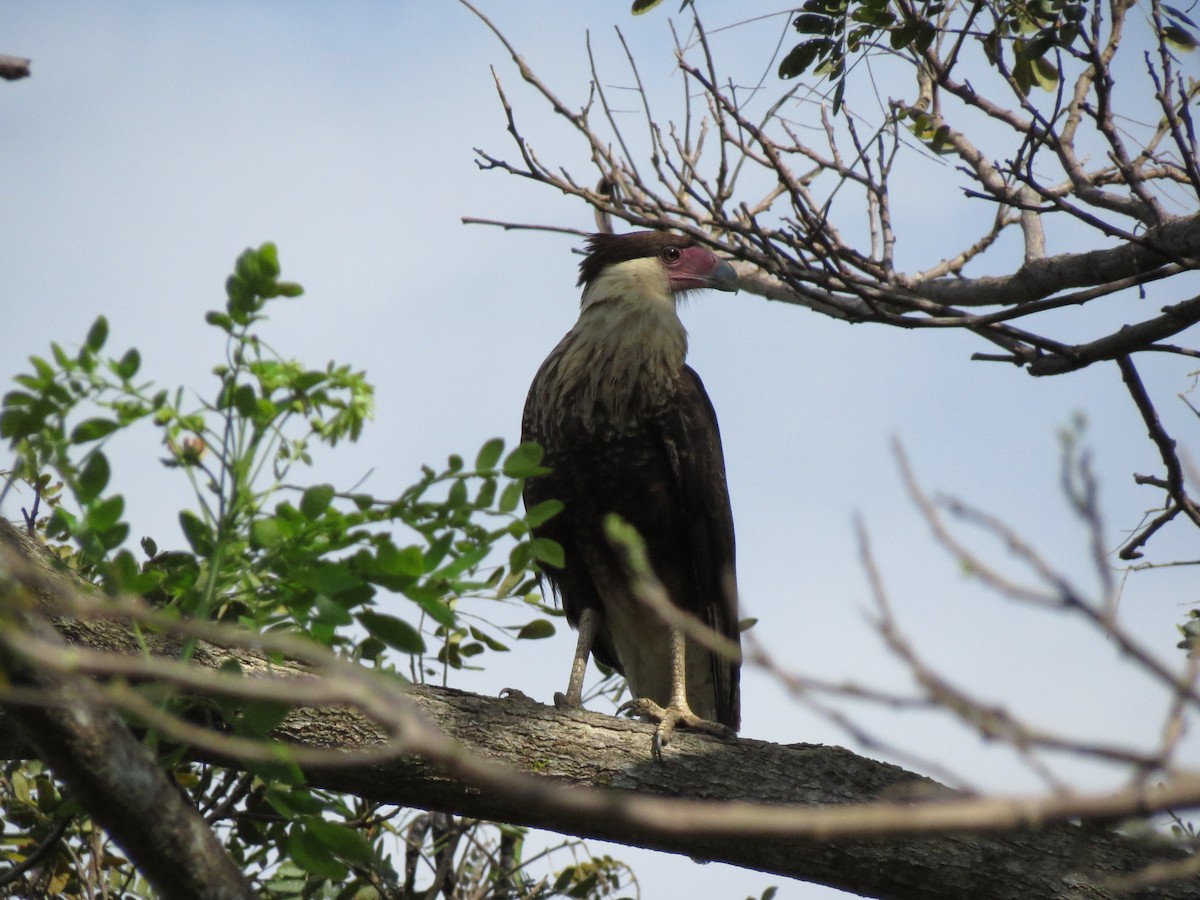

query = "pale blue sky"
[{"left": 2, "top": 4, "right": 1197, "bottom": 898}]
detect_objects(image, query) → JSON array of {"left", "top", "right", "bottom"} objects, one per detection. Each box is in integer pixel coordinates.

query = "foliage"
[{"left": 0, "top": 244, "right": 624, "bottom": 899}]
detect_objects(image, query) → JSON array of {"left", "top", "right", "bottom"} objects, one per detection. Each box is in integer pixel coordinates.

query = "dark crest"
[{"left": 577, "top": 232, "right": 696, "bottom": 287}]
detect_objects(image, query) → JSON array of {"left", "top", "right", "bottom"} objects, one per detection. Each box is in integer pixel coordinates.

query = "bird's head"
[{"left": 577, "top": 232, "right": 738, "bottom": 309}]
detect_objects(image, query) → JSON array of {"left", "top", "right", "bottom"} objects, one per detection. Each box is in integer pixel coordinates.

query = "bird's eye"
[{"left": 662, "top": 246, "right": 682, "bottom": 263}]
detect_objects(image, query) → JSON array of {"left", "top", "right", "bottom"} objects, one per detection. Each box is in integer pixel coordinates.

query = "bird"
[{"left": 520, "top": 231, "right": 741, "bottom": 758}]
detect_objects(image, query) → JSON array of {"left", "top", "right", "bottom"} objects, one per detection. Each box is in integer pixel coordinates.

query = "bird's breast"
[{"left": 530, "top": 331, "right": 685, "bottom": 438}]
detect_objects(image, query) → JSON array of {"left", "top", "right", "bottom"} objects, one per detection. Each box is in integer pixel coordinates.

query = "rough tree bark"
[{"left": 0, "top": 519, "right": 1195, "bottom": 900}]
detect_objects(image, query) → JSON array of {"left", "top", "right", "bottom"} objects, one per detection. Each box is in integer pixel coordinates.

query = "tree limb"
[{"left": 0, "top": 54, "right": 30, "bottom": 81}]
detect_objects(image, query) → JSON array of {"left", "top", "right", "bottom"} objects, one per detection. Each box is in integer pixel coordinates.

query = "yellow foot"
[{"left": 617, "top": 698, "right": 733, "bottom": 761}]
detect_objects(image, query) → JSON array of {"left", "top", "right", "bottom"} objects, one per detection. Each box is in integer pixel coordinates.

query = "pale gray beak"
[{"left": 708, "top": 258, "right": 739, "bottom": 293}]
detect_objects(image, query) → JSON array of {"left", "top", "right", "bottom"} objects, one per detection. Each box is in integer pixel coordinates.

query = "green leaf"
[
  {"left": 236, "top": 247, "right": 265, "bottom": 288},
  {"left": 914, "top": 20, "right": 936, "bottom": 52},
  {"left": 179, "top": 510, "right": 214, "bottom": 556},
  {"left": 77, "top": 453, "right": 112, "bottom": 503},
  {"left": 86, "top": 494, "right": 124, "bottom": 533},
  {"left": 499, "top": 480, "right": 524, "bottom": 514},
  {"left": 312, "top": 595, "right": 353, "bottom": 626},
  {"left": 0, "top": 407, "right": 35, "bottom": 440},
  {"left": 205, "top": 310, "right": 234, "bottom": 333},
  {"left": 1, "top": 389, "right": 34, "bottom": 408},
  {"left": 631, "top": 0, "right": 662, "bottom": 12},
  {"left": 475, "top": 477, "right": 496, "bottom": 508},
  {"left": 46, "top": 507, "right": 77, "bottom": 540},
  {"left": 96, "top": 522, "right": 129, "bottom": 551},
  {"left": 288, "top": 823, "right": 347, "bottom": 880},
  {"left": 509, "top": 542, "right": 532, "bottom": 573},
  {"left": 475, "top": 437, "right": 505, "bottom": 472},
  {"left": 424, "top": 533, "right": 453, "bottom": 571},
  {"left": 266, "top": 787, "right": 328, "bottom": 818},
  {"left": 778, "top": 38, "right": 832, "bottom": 79},
  {"left": 306, "top": 819, "right": 373, "bottom": 865},
  {"left": 70, "top": 418, "right": 120, "bottom": 444},
  {"left": 1163, "top": 23, "right": 1198, "bottom": 50},
  {"left": 375, "top": 541, "right": 426, "bottom": 578},
  {"left": 792, "top": 13, "right": 834, "bottom": 34},
  {"left": 357, "top": 610, "right": 426, "bottom": 654},
  {"left": 1019, "top": 28, "right": 1056, "bottom": 61},
  {"left": 226, "top": 275, "right": 255, "bottom": 321},
  {"left": 250, "top": 517, "right": 284, "bottom": 549},
  {"left": 406, "top": 587, "right": 456, "bottom": 628},
  {"left": 300, "top": 483, "right": 335, "bottom": 519},
  {"left": 525, "top": 499, "right": 563, "bottom": 528},
  {"left": 469, "top": 626, "right": 510, "bottom": 652},
  {"left": 433, "top": 545, "right": 488, "bottom": 580},
  {"left": 234, "top": 700, "right": 291, "bottom": 738},
  {"left": 532, "top": 537, "right": 565, "bottom": 569},
  {"left": 1030, "top": 55, "right": 1059, "bottom": 91},
  {"left": 890, "top": 20, "right": 921, "bottom": 49},
  {"left": 257, "top": 242, "right": 281, "bottom": 278},
  {"left": 233, "top": 383, "right": 256, "bottom": 418},
  {"left": 517, "top": 618, "right": 556, "bottom": 640},
  {"left": 85, "top": 316, "right": 109, "bottom": 352},
  {"left": 46, "top": 347, "right": 69, "bottom": 373},
  {"left": 113, "top": 348, "right": 141, "bottom": 380},
  {"left": 1013, "top": 57, "right": 1033, "bottom": 95},
  {"left": 502, "top": 442, "right": 548, "bottom": 478}
]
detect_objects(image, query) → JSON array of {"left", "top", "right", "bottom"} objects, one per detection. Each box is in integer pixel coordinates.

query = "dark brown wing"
[
  {"left": 520, "top": 363, "right": 625, "bottom": 673},
  {"left": 660, "top": 365, "right": 740, "bottom": 730}
]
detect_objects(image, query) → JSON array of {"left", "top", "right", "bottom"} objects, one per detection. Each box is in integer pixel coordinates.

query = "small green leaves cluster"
[
  {"left": 776, "top": 0, "right": 1196, "bottom": 109},
  {"left": 984, "top": 1, "right": 1192, "bottom": 96},
  {"left": 779, "top": 0, "right": 940, "bottom": 111},
  {"left": 546, "top": 854, "right": 636, "bottom": 899},
  {"left": 1, "top": 311, "right": 158, "bottom": 566},
  {"left": 2, "top": 244, "right": 557, "bottom": 675},
  {"left": 1178, "top": 609, "right": 1200, "bottom": 653},
  {"left": 983, "top": 0, "right": 1089, "bottom": 94},
  {"left": 1160, "top": 5, "right": 1200, "bottom": 51},
  {"left": 243, "top": 437, "right": 560, "bottom": 674}
]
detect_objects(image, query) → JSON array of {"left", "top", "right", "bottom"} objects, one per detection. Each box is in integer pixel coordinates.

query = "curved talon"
[
  {"left": 652, "top": 728, "right": 667, "bottom": 763},
  {"left": 618, "top": 698, "right": 732, "bottom": 761},
  {"left": 499, "top": 687, "right": 533, "bottom": 702}
]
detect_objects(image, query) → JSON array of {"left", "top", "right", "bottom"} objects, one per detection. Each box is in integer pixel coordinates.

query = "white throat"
[{"left": 544, "top": 257, "right": 689, "bottom": 430}]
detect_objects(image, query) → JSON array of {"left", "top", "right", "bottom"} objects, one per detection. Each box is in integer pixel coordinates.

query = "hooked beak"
[{"left": 707, "top": 258, "right": 739, "bottom": 293}]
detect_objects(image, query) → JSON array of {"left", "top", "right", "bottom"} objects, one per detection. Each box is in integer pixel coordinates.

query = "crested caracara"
[{"left": 521, "top": 231, "right": 741, "bottom": 758}]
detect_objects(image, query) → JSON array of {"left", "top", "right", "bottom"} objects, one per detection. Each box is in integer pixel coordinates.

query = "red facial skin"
[{"left": 662, "top": 244, "right": 739, "bottom": 293}]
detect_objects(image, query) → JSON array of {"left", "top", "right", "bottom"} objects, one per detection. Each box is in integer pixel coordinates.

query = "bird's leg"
[
  {"left": 617, "top": 627, "right": 732, "bottom": 761},
  {"left": 553, "top": 607, "right": 600, "bottom": 709}
]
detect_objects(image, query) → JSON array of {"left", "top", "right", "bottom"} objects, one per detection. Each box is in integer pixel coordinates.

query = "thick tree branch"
[
  {"left": 906, "top": 213, "right": 1200, "bottom": 308},
  {"left": 0, "top": 520, "right": 1196, "bottom": 900}
]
